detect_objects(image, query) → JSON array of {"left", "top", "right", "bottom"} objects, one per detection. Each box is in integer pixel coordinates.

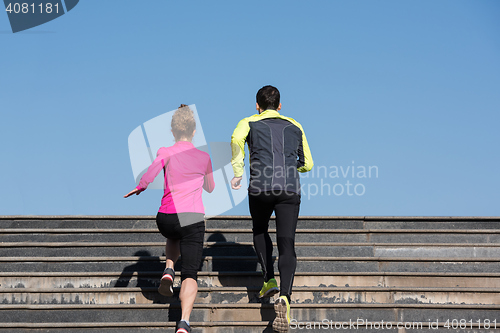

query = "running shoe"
[
  {"left": 258, "top": 278, "right": 279, "bottom": 298},
  {"left": 158, "top": 267, "right": 174, "bottom": 296},
  {"left": 176, "top": 320, "right": 191, "bottom": 333},
  {"left": 273, "top": 295, "right": 290, "bottom": 333}
]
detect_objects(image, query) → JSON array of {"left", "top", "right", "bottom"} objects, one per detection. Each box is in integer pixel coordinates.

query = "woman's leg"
[
  {"left": 156, "top": 212, "right": 182, "bottom": 270},
  {"left": 179, "top": 221, "right": 205, "bottom": 323},
  {"left": 179, "top": 277, "right": 198, "bottom": 321},
  {"left": 165, "top": 238, "right": 180, "bottom": 269},
  {"left": 156, "top": 213, "right": 183, "bottom": 296}
]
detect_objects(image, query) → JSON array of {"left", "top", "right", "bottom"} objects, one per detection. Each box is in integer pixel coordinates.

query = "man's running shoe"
[
  {"left": 176, "top": 320, "right": 191, "bottom": 333},
  {"left": 158, "top": 267, "right": 174, "bottom": 296},
  {"left": 273, "top": 295, "right": 290, "bottom": 333},
  {"left": 258, "top": 278, "right": 279, "bottom": 298}
]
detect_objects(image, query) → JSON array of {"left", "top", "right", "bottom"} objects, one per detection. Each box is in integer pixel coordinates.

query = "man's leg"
[
  {"left": 249, "top": 192, "right": 276, "bottom": 283},
  {"left": 274, "top": 192, "right": 300, "bottom": 301},
  {"left": 272, "top": 192, "right": 300, "bottom": 333}
]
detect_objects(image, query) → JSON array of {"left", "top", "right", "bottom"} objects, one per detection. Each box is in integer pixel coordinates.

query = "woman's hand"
[{"left": 124, "top": 188, "right": 141, "bottom": 198}]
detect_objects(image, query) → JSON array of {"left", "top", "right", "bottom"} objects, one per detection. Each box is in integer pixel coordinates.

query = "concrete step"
[
  {"left": 2, "top": 286, "right": 499, "bottom": 305},
  {"left": 2, "top": 216, "right": 499, "bottom": 230},
  {"left": 2, "top": 241, "right": 500, "bottom": 258},
  {"left": 1, "top": 215, "right": 500, "bottom": 332},
  {"left": 2, "top": 228, "right": 500, "bottom": 244},
  {"left": 3, "top": 256, "right": 500, "bottom": 273},
  {"left": 3, "top": 272, "right": 500, "bottom": 289},
  {"left": 2, "top": 303, "right": 500, "bottom": 323},
  {"left": 0, "top": 323, "right": 265, "bottom": 333},
  {"left": 2, "top": 322, "right": 500, "bottom": 333}
]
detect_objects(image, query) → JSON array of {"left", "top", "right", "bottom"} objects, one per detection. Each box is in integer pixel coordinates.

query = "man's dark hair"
[{"left": 256, "top": 85, "right": 280, "bottom": 110}]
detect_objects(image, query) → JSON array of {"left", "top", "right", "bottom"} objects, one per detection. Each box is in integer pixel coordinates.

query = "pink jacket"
[{"left": 136, "top": 141, "right": 215, "bottom": 214}]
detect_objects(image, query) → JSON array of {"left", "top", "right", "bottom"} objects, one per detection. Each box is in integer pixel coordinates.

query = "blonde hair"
[{"left": 171, "top": 104, "right": 196, "bottom": 140}]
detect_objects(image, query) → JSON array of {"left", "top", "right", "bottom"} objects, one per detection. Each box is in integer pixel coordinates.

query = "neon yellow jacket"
[{"left": 231, "top": 109, "right": 313, "bottom": 193}]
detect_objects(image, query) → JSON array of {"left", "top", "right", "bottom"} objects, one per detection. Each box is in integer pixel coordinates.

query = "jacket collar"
[{"left": 260, "top": 109, "right": 280, "bottom": 116}]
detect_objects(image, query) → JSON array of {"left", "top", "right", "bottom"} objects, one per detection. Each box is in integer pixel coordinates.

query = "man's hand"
[
  {"left": 231, "top": 177, "right": 243, "bottom": 190},
  {"left": 124, "top": 188, "right": 141, "bottom": 198}
]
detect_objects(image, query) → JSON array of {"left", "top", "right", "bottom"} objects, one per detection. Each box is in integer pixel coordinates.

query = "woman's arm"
[
  {"left": 124, "top": 148, "right": 168, "bottom": 198},
  {"left": 203, "top": 157, "right": 215, "bottom": 193},
  {"left": 123, "top": 187, "right": 141, "bottom": 198}
]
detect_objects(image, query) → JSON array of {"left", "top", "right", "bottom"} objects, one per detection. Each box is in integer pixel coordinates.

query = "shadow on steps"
[{"left": 114, "top": 235, "right": 276, "bottom": 330}]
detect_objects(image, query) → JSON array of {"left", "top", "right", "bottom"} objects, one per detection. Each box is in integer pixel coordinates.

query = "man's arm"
[
  {"left": 230, "top": 117, "right": 250, "bottom": 178},
  {"left": 296, "top": 123, "right": 314, "bottom": 173},
  {"left": 230, "top": 176, "right": 242, "bottom": 190}
]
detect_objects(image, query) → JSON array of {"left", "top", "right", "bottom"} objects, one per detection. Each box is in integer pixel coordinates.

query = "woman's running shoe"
[
  {"left": 158, "top": 267, "right": 174, "bottom": 296},
  {"left": 176, "top": 320, "right": 191, "bottom": 333}
]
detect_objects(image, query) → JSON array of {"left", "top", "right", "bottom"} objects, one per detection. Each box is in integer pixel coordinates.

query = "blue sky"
[{"left": 1, "top": 0, "right": 499, "bottom": 216}]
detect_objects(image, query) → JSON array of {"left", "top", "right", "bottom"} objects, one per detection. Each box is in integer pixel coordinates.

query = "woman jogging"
[{"left": 124, "top": 104, "right": 215, "bottom": 333}]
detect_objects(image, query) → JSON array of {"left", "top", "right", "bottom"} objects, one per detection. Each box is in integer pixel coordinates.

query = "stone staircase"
[{"left": 1, "top": 216, "right": 500, "bottom": 332}]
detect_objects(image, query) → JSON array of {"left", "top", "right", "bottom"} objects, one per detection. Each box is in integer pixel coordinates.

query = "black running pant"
[
  {"left": 156, "top": 212, "right": 205, "bottom": 282},
  {"left": 249, "top": 191, "right": 300, "bottom": 298}
]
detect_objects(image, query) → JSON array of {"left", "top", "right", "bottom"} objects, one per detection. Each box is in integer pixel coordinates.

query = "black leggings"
[
  {"left": 156, "top": 212, "right": 205, "bottom": 282},
  {"left": 248, "top": 191, "right": 300, "bottom": 298}
]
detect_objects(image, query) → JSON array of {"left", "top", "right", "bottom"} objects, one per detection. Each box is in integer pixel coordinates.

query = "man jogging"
[{"left": 230, "top": 85, "right": 313, "bottom": 333}]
